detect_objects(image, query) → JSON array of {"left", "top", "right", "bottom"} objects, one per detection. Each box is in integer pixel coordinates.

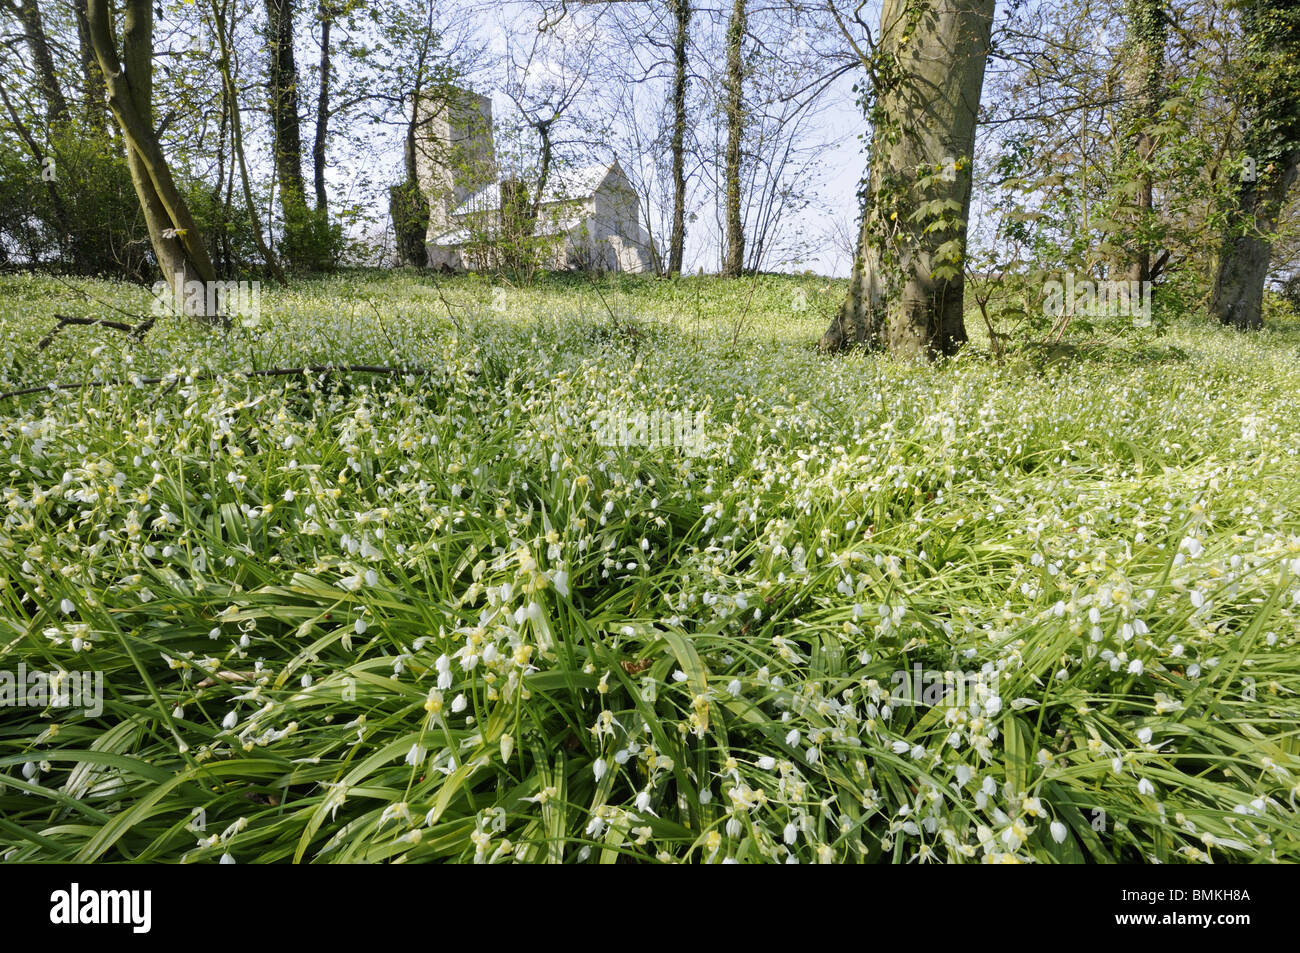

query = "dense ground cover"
[{"left": 1, "top": 269, "right": 1299, "bottom": 863}]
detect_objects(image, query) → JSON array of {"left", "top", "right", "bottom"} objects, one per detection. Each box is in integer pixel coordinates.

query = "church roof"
[{"left": 449, "top": 160, "right": 624, "bottom": 218}]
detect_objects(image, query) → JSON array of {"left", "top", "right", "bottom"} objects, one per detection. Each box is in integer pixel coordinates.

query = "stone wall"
[{"left": 414, "top": 89, "right": 496, "bottom": 245}]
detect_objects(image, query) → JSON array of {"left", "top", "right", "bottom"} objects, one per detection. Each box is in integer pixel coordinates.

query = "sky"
[{"left": 317, "top": 0, "right": 879, "bottom": 277}]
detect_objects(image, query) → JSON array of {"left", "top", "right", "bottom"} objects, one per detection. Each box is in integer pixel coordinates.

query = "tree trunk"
[
  {"left": 72, "top": 0, "right": 108, "bottom": 131},
  {"left": 822, "top": 0, "right": 995, "bottom": 358},
  {"left": 1119, "top": 0, "right": 1166, "bottom": 285},
  {"left": 721, "top": 0, "right": 745, "bottom": 277},
  {"left": 822, "top": 200, "right": 888, "bottom": 351},
  {"left": 265, "top": 0, "right": 310, "bottom": 253},
  {"left": 86, "top": 0, "right": 221, "bottom": 319},
  {"left": 313, "top": 1, "right": 332, "bottom": 212},
  {"left": 15, "top": 0, "right": 69, "bottom": 125},
  {"left": 530, "top": 119, "right": 554, "bottom": 231},
  {"left": 392, "top": 88, "right": 429, "bottom": 268},
  {"left": 1210, "top": 0, "right": 1300, "bottom": 330},
  {"left": 1212, "top": 160, "right": 1298, "bottom": 329},
  {"left": 667, "top": 0, "right": 690, "bottom": 276},
  {"left": 209, "top": 0, "right": 286, "bottom": 283}
]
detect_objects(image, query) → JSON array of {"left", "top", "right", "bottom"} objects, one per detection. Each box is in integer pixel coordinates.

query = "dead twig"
[
  {"left": 0, "top": 364, "right": 432, "bottom": 403},
  {"left": 36, "top": 312, "right": 157, "bottom": 351}
]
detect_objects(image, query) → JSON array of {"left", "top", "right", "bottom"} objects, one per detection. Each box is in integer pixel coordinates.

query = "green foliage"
[
  {"left": 0, "top": 125, "right": 149, "bottom": 279},
  {"left": 281, "top": 205, "right": 344, "bottom": 274}
]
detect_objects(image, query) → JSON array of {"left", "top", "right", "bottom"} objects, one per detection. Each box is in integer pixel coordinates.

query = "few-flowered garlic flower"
[
  {"left": 1137, "top": 778, "right": 1156, "bottom": 796},
  {"left": 380, "top": 801, "right": 411, "bottom": 826},
  {"left": 705, "top": 830, "right": 722, "bottom": 858},
  {"left": 1050, "top": 821, "right": 1067, "bottom": 844},
  {"left": 1001, "top": 821, "right": 1028, "bottom": 850}
]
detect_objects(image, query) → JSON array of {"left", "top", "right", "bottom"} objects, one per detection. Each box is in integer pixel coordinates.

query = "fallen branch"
[
  {"left": 0, "top": 364, "right": 430, "bottom": 403},
  {"left": 36, "top": 312, "right": 157, "bottom": 351}
]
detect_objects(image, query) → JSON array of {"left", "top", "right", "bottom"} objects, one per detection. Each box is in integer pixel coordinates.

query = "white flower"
[
  {"left": 405, "top": 743, "right": 427, "bottom": 766},
  {"left": 219, "top": 853, "right": 236, "bottom": 864},
  {"left": 1050, "top": 821, "right": 1067, "bottom": 844},
  {"left": 221, "top": 711, "right": 238, "bottom": 730},
  {"left": 593, "top": 759, "right": 607, "bottom": 781},
  {"left": 1137, "top": 778, "right": 1155, "bottom": 796},
  {"left": 1136, "top": 727, "right": 1152, "bottom": 745},
  {"left": 59, "top": 599, "right": 75, "bottom": 614},
  {"left": 757, "top": 756, "right": 776, "bottom": 771},
  {"left": 1127, "top": 659, "right": 1144, "bottom": 675},
  {"left": 451, "top": 693, "right": 467, "bottom": 713},
  {"left": 890, "top": 740, "right": 910, "bottom": 754},
  {"left": 786, "top": 729, "right": 801, "bottom": 746},
  {"left": 727, "top": 679, "right": 742, "bottom": 697}
]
